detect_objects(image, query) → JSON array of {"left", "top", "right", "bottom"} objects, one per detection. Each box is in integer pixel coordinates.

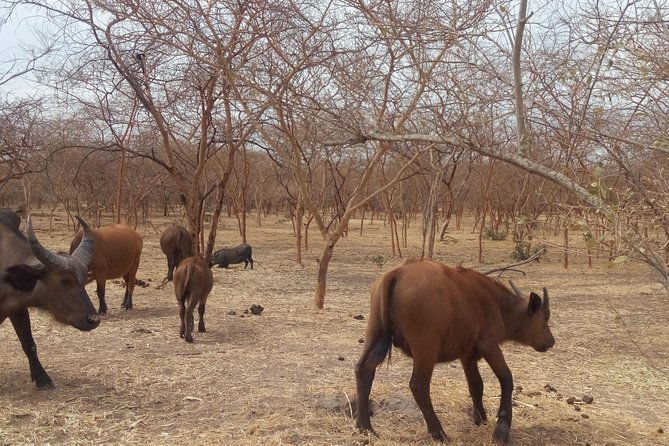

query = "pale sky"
[{"left": 0, "top": 3, "right": 52, "bottom": 97}]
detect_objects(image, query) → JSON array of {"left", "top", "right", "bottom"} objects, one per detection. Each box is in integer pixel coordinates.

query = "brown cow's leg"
[
  {"left": 355, "top": 323, "right": 392, "bottom": 437},
  {"left": 122, "top": 271, "right": 137, "bottom": 310},
  {"left": 121, "top": 283, "right": 129, "bottom": 309},
  {"left": 484, "top": 346, "right": 513, "bottom": 446},
  {"left": 409, "top": 361, "right": 446, "bottom": 442},
  {"left": 171, "top": 253, "right": 184, "bottom": 281},
  {"left": 179, "top": 302, "right": 186, "bottom": 339},
  {"left": 354, "top": 358, "right": 377, "bottom": 435},
  {"left": 96, "top": 280, "right": 108, "bottom": 316},
  {"left": 197, "top": 303, "right": 206, "bottom": 332},
  {"left": 461, "top": 357, "right": 487, "bottom": 425},
  {"left": 10, "top": 309, "right": 54, "bottom": 389},
  {"left": 167, "top": 258, "right": 175, "bottom": 281},
  {"left": 184, "top": 298, "right": 197, "bottom": 342}
]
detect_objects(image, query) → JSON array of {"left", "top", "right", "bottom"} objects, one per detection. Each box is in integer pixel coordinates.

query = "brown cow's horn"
[
  {"left": 26, "top": 214, "right": 68, "bottom": 270},
  {"left": 543, "top": 287, "right": 550, "bottom": 311},
  {"left": 71, "top": 216, "right": 95, "bottom": 267},
  {"left": 509, "top": 280, "right": 523, "bottom": 296}
]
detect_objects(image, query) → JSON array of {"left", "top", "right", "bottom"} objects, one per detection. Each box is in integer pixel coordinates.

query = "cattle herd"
[{"left": 0, "top": 210, "right": 554, "bottom": 445}]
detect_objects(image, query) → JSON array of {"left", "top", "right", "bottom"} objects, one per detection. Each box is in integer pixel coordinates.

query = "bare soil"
[{"left": 1, "top": 212, "right": 667, "bottom": 446}]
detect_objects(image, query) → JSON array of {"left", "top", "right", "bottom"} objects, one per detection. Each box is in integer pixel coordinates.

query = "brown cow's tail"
[
  {"left": 361, "top": 270, "right": 399, "bottom": 369},
  {"left": 179, "top": 263, "right": 194, "bottom": 305}
]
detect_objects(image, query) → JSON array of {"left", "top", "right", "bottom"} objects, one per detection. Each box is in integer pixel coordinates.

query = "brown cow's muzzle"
[
  {"left": 535, "top": 335, "right": 555, "bottom": 352},
  {"left": 76, "top": 314, "right": 101, "bottom": 331}
]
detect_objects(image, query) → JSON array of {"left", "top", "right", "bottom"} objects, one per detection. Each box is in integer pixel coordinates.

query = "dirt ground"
[{"left": 1, "top": 212, "right": 667, "bottom": 446}]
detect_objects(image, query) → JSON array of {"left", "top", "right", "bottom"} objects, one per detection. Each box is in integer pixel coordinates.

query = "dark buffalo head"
[{"left": 22, "top": 215, "right": 99, "bottom": 330}]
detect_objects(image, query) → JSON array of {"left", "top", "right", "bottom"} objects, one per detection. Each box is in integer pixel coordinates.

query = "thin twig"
[
  {"left": 155, "top": 277, "right": 170, "bottom": 289},
  {"left": 605, "top": 297, "right": 667, "bottom": 375},
  {"left": 482, "top": 248, "right": 546, "bottom": 276},
  {"left": 342, "top": 390, "right": 354, "bottom": 418}
]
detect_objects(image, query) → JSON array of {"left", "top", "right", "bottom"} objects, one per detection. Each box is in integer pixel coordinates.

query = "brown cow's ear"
[
  {"left": 528, "top": 292, "right": 542, "bottom": 315},
  {"left": 2, "top": 264, "right": 45, "bottom": 292}
]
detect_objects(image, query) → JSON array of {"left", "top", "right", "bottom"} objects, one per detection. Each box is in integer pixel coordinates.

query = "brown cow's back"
[
  {"left": 173, "top": 256, "right": 213, "bottom": 342},
  {"left": 173, "top": 256, "right": 213, "bottom": 302},
  {"left": 72, "top": 224, "right": 143, "bottom": 280},
  {"left": 356, "top": 258, "right": 554, "bottom": 445},
  {"left": 386, "top": 260, "right": 511, "bottom": 362},
  {"left": 70, "top": 223, "right": 143, "bottom": 314},
  {"left": 160, "top": 225, "right": 193, "bottom": 281}
]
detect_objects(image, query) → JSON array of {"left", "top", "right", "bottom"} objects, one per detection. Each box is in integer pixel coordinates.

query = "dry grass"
[{"left": 1, "top": 212, "right": 667, "bottom": 446}]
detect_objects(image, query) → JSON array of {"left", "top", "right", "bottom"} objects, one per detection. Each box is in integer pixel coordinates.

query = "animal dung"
[
  {"left": 249, "top": 304, "right": 264, "bottom": 315},
  {"left": 543, "top": 383, "right": 558, "bottom": 393}
]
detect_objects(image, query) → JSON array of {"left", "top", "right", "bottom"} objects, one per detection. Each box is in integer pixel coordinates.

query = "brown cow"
[
  {"left": 160, "top": 225, "right": 194, "bottom": 281},
  {"left": 1, "top": 211, "right": 99, "bottom": 389},
  {"left": 70, "top": 223, "right": 143, "bottom": 315},
  {"left": 173, "top": 256, "right": 213, "bottom": 343},
  {"left": 355, "top": 259, "right": 554, "bottom": 445}
]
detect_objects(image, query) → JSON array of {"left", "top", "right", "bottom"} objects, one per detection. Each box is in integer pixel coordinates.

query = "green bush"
[
  {"left": 512, "top": 241, "right": 545, "bottom": 260},
  {"left": 483, "top": 227, "right": 507, "bottom": 241},
  {"left": 369, "top": 255, "right": 387, "bottom": 269}
]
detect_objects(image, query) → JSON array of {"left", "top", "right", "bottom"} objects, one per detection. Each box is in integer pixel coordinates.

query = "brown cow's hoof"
[
  {"left": 357, "top": 426, "right": 378, "bottom": 438},
  {"left": 493, "top": 421, "right": 510, "bottom": 446},
  {"left": 473, "top": 409, "right": 488, "bottom": 426},
  {"left": 35, "top": 377, "right": 55, "bottom": 390},
  {"left": 430, "top": 430, "right": 447, "bottom": 443},
  {"left": 474, "top": 417, "right": 488, "bottom": 426}
]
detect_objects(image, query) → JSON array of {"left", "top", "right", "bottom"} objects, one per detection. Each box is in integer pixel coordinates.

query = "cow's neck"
[{"left": 499, "top": 292, "right": 528, "bottom": 341}]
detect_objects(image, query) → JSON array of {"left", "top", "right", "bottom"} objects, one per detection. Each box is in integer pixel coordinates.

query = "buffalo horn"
[
  {"left": 543, "top": 287, "right": 550, "bottom": 311},
  {"left": 71, "top": 216, "right": 95, "bottom": 267},
  {"left": 509, "top": 280, "right": 523, "bottom": 296},
  {"left": 26, "top": 214, "right": 69, "bottom": 270}
]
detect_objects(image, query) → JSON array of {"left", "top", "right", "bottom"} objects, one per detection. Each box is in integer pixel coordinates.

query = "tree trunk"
[
  {"left": 478, "top": 203, "right": 487, "bottom": 263},
  {"left": 513, "top": 0, "right": 530, "bottom": 156},
  {"left": 295, "top": 192, "right": 304, "bottom": 266},
  {"left": 359, "top": 206, "right": 366, "bottom": 236},
  {"left": 563, "top": 226, "right": 569, "bottom": 269},
  {"left": 240, "top": 208, "right": 247, "bottom": 243},
  {"left": 304, "top": 214, "right": 313, "bottom": 252},
  {"left": 115, "top": 145, "right": 126, "bottom": 224},
  {"left": 422, "top": 168, "right": 442, "bottom": 259},
  {"left": 314, "top": 238, "right": 335, "bottom": 309}
]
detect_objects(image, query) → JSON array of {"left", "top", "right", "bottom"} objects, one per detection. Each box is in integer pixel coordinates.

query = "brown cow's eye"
[{"left": 61, "top": 278, "right": 73, "bottom": 287}]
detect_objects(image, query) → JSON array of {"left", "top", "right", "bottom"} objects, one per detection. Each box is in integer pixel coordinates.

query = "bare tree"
[
  {"left": 7, "top": 0, "right": 669, "bottom": 300},
  {"left": 15, "top": 0, "right": 273, "bottom": 258},
  {"left": 0, "top": 98, "right": 47, "bottom": 204}
]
